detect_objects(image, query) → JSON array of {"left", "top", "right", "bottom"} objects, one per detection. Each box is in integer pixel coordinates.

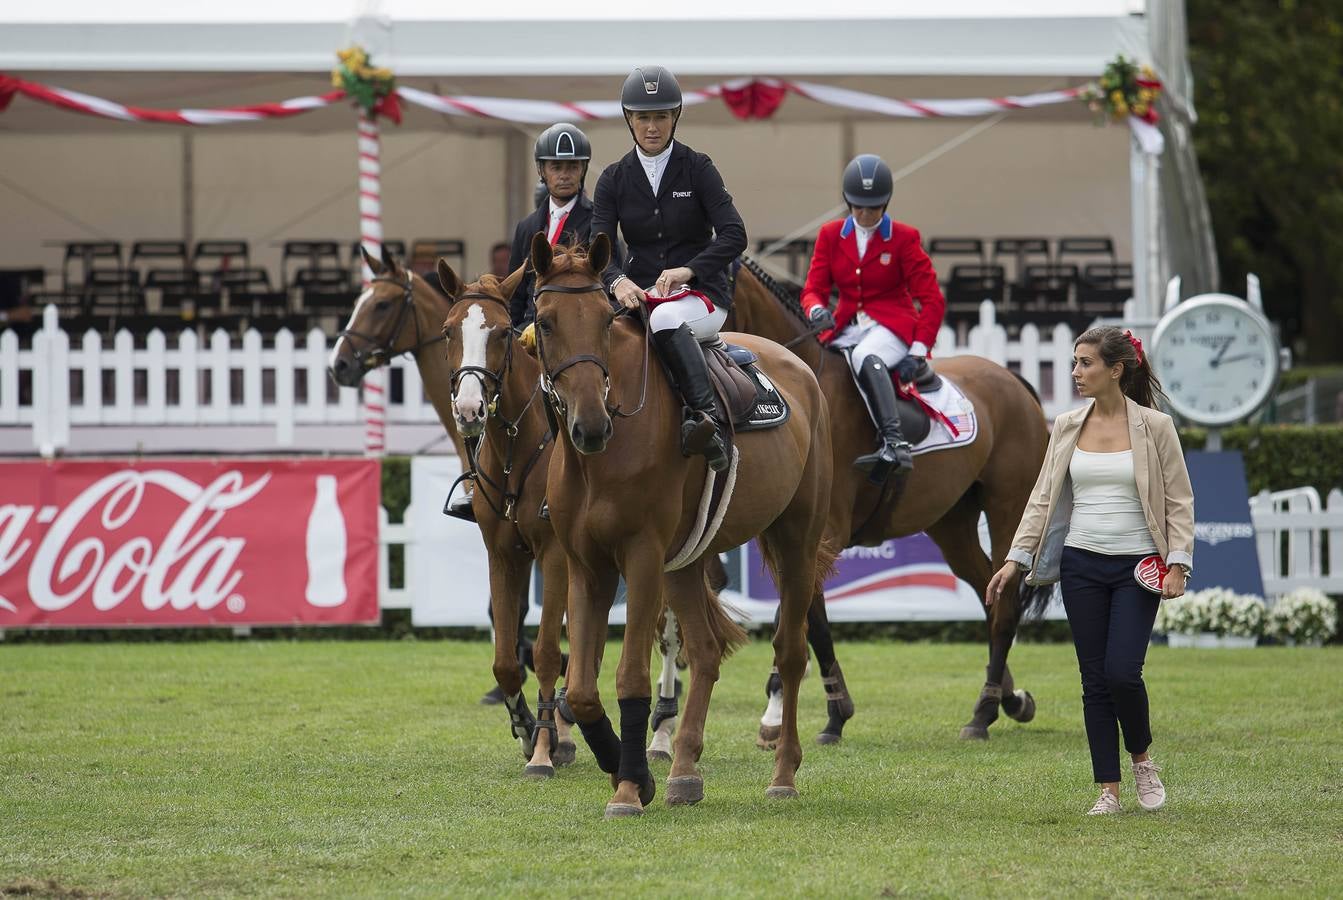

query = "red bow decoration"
[
  {"left": 1125, "top": 329, "right": 1144, "bottom": 363},
  {"left": 719, "top": 79, "right": 788, "bottom": 121}
]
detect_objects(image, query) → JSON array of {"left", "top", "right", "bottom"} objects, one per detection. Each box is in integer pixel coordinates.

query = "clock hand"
[
  {"left": 1211, "top": 341, "right": 1234, "bottom": 366},
  {"left": 1217, "top": 353, "right": 1256, "bottom": 365}
]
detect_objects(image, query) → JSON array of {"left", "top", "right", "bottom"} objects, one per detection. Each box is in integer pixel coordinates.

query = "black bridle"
[
  {"left": 447, "top": 290, "right": 550, "bottom": 525},
  {"left": 337, "top": 274, "right": 442, "bottom": 370},
  {"left": 534, "top": 281, "right": 650, "bottom": 421}
]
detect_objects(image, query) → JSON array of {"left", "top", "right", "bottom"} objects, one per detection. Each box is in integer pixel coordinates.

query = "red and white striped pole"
[{"left": 357, "top": 109, "right": 386, "bottom": 456}]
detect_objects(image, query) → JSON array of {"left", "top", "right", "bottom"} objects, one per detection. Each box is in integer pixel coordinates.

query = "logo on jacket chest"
[
  {"left": 672, "top": 190, "right": 693, "bottom": 198},
  {"left": 879, "top": 252, "right": 892, "bottom": 266}
]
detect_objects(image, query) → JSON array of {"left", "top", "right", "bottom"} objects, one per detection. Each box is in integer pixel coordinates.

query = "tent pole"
[
  {"left": 181, "top": 133, "right": 194, "bottom": 256},
  {"left": 1129, "top": 132, "right": 1164, "bottom": 323}
]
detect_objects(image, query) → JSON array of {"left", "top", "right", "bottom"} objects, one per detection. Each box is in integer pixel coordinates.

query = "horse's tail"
[
  {"left": 702, "top": 563, "right": 750, "bottom": 659},
  {"left": 1017, "top": 573, "right": 1054, "bottom": 621},
  {"left": 1010, "top": 370, "right": 1044, "bottom": 412}
]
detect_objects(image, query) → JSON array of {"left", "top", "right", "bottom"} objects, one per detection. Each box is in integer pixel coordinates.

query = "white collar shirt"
[
  {"left": 547, "top": 195, "right": 578, "bottom": 243},
  {"left": 638, "top": 141, "right": 675, "bottom": 196}
]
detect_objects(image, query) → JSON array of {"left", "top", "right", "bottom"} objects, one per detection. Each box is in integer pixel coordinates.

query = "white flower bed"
[
  {"left": 1155, "top": 588, "right": 1267, "bottom": 638},
  {"left": 1267, "top": 588, "right": 1339, "bottom": 644}
]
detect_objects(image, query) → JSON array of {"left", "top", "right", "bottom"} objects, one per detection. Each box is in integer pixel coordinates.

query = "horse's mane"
[
  {"left": 739, "top": 256, "right": 810, "bottom": 331},
  {"left": 547, "top": 243, "right": 598, "bottom": 279}
]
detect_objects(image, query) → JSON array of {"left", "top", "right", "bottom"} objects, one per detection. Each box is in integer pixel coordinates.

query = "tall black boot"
[
  {"left": 652, "top": 325, "right": 729, "bottom": 473},
  {"left": 853, "top": 354, "right": 913, "bottom": 484}
]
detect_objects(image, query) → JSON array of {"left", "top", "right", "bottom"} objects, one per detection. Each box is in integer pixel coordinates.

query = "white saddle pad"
[{"left": 908, "top": 376, "right": 978, "bottom": 456}]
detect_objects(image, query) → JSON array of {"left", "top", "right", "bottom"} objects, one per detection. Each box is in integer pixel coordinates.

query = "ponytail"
[{"left": 1074, "top": 326, "right": 1169, "bottom": 410}]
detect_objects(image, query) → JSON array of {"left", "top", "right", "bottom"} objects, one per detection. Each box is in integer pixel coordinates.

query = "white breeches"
[
  {"left": 830, "top": 319, "right": 910, "bottom": 376},
  {"left": 648, "top": 297, "right": 727, "bottom": 342}
]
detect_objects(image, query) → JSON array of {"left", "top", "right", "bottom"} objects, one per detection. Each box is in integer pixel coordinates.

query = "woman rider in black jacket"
[{"left": 589, "top": 65, "right": 748, "bottom": 472}]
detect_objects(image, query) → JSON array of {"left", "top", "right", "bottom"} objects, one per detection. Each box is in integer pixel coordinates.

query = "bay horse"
[
  {"left": 726, "top": 260, "right": 1051, "bottom": 741},
  {"left": 327, "top": 247, "right": 573, "bottom": 771},
  {"left": 530, "top": 233, "right": 836, "bottom": 816},
  {"left": 434, "top": 260, "right": 578, "bottom": 777}
]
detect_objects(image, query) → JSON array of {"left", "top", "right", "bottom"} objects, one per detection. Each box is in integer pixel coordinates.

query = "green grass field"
[{"left": 2, "top": 639, "right": 1339, "bottom": 898}]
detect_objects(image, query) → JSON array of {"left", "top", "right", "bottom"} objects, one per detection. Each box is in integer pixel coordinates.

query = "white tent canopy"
[{"left": 1, "top": 1, "right": 1211, "bottom": 312}]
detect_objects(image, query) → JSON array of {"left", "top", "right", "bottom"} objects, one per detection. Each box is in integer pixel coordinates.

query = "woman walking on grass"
[{"left": 987, "top": 326, "right": 1195, "bottom": 816}]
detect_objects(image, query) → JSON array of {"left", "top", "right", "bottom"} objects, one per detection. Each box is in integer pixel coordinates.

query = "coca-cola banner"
[{"left": 0, "top": 459, "right": 380, "bottom": 628}]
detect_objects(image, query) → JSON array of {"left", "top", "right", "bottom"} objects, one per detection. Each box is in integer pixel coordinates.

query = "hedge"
[{"left": 1177, "top": 424, "right": 1343, "bottom": 498}]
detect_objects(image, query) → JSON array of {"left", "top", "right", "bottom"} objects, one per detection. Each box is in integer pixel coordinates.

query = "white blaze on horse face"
[
  {"left": 329, "top": 287, "right": 374, "bottom": 372},
  {"left": 453, "top": 303, "right": 491, "bottom": 424}
]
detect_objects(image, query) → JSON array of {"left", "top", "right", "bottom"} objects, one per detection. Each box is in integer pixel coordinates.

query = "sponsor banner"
[
  {"left": 0, "top": 459, "right": 380, "bottom": 628},
  {"left": 1185, "top": 451, "right": 1265, "bottom": 596}
]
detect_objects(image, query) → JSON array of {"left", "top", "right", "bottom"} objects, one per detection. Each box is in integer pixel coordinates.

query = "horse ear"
[
  {"left": 498, "top": 263, "right": 527, "bottom": 301},
  {"left": 588, "top": 232, "right": 611, "bottom": 276},
  {"left": 361, "top": 245, "right": 386, "bottom": 277},
  {"left": 436, "top": 259, "right": 461, "bottom": 299},
  {"left": 380, "top": 243, "right": 398, "bottom": 274},
  {"left": 530, "top": 231, "right": 553, "bottom": 277}
]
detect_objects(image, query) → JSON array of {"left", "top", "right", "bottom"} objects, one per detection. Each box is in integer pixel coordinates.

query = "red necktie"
[{"left": 549, "top": 210, "right": 570, "bottom": 246}]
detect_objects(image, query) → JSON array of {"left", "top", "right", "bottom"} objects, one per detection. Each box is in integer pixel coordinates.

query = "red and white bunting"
[{"left": 2, "top": 71, "right": 1095, "bottom": 128}]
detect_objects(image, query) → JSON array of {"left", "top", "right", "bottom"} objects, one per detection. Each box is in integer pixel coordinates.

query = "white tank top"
[{"left": 1064, "top": 448, "right": 1159, "bottom": 556}]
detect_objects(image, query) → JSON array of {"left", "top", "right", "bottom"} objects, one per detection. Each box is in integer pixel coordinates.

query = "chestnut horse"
[
  {"left": 727, "top": 260, "right": 1052, "bottom": 741},
  {"left": 327, "top": 248, "right": 572, "bottom": 771},
  {"left": 435, "top": 262, "right": 582, "bottom": 778},
  {"left": 531, "top": 234, "right": 836, "bottom": 817}
]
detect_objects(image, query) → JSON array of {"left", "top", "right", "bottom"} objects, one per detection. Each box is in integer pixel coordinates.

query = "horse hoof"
[
  {"left": 604, "top": 802, "right": 644, "bottom": 819},
  {"left": 757, "top": 724, "right": 781, "bottom": 750},
  {"left": 816, "top": 733, "right": 841, "bottom": 746},
  {"left": 1005, "top": 690, "right": 1036, "bottom": 723},
  {"left": 552, "top": 741, "right": 577, "bottom": 767},
  {"left": 765, "top": 785, "right": 799, "bottom": 800},
  {"left": 646, "top": 749, "right": 673, "bottom": 763},
  {"left": 959, "top": 724, "right": 990, "bottom": 741},
  {"left": 666, "top": 775, "right": 705, "bottom": 806},
  {"left": 523, "top": 764, "right": 554, "bottom": 780}
]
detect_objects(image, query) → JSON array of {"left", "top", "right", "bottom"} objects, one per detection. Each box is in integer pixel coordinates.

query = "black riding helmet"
[
  {"left": 842, "top": 153, "right": 893, "bottom": 208},
  {"left": 534, "top": 122, "right": 592, "bottom": 162},
  {"left": 620, "top": 65, "right": 683, "bottom": 145}
]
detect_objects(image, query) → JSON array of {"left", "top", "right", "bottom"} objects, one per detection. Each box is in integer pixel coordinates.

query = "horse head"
[
  {"left": 328, "top": 245, "right": 440, "bottom": 386},
  {"left": 437, "top": 260, "right": 526, "bottom": 438},
  {"left": 531, "top": 231, "right": 615, "bottom": 455}
]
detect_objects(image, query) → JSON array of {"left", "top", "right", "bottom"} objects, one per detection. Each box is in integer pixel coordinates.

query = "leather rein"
[
  {"left": 534, "top": 280, "right": 650, "bottom": 421},
  {"left": 448, "top": 290, "right": 550, "bottom": 525},
  {"left": 337, "top": 274, "right": 443, "bottom": 369}
]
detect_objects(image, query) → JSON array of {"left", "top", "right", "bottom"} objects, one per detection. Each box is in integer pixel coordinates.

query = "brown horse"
[
  {"left": 327, "top": 247, "right": 570, "bottom": 770},
  {"left": 434, "top": 261, "right": 577, "bottom": 777},
  {"left": 530, "top": 234, "right": 836, "bottom": 816},
  {"left": 727, "top": 260, "right": 1051, "bottom": 741}
]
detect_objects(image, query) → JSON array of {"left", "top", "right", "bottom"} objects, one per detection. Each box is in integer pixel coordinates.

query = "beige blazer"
[{"left": 1006, "top": 396, "right": 1195, "bottom": 585}]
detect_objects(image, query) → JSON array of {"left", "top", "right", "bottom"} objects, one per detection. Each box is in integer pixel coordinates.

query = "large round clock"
[{"left": 1149, "top": 276, "right": 1280, "bottom": 427}]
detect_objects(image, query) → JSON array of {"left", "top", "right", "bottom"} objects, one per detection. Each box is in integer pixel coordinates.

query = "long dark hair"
[{"left": 1074, "top": 325, "right": 1168, "bottom": 410}]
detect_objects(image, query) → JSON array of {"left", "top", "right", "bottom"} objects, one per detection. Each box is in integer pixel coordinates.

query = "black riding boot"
[
  {"left": 853, "top": 354, "right": 913, "bottom": 484},
  {"left": 652, "top": 324, "right": 729, "bottom": 473}
]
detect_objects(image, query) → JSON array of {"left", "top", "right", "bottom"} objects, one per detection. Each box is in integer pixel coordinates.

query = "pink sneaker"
[
  {"left": 1133, "top": 759, "right": 1166, "bottom": 811},
  {"left": 1086, "top": 789, "right": 1121, "bottom": 816}
]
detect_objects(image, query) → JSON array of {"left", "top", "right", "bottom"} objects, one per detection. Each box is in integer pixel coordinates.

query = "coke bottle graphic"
[{"left": 305, "top": 475, "right": 348, "bottom": 607}]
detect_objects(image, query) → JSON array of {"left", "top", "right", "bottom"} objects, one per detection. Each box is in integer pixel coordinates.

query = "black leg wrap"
[
  {"left": 765, "top": 666, "right": 782, "bottom": 699},
  {"left": 556, "top": 685, "right": 576, "bottom": 725},
  {"left": 533, "top": 695, "right": 559, "bottom": 753},
  {"left": 505, "top": 692, "right": 537, "bottom": 757},
  {"left": 578, "top": 714, "right": 621, "bottom": 774},
  {"left": 617, "top": 697, "right": 652, "bottom": 788}
]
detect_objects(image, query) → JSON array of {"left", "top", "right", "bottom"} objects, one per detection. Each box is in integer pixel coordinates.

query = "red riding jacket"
[{"left": 800, "top": 215, "right": 946, "bottom": 354}]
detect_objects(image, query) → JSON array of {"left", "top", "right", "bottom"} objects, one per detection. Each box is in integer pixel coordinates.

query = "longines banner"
[{"left": 0, "top": 459, "right": 380, "bottom": 628}]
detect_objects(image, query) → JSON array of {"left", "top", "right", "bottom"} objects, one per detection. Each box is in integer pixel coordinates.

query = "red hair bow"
[{"left": 1124, "top": 329, "right": 1143, "bottom": 363}]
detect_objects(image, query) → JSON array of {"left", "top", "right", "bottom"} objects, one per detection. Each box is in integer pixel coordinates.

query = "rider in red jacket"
[{"left": 801, "top": 153, "right": 946, "bottom": 483}]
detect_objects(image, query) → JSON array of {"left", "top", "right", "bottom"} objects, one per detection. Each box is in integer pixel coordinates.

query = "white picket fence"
[
  {"left": 1, "top": 301, "right": 1094, "bottom": 455},
  {"left": 1249, "top": 487, "right": 1343, "bottom": 595}
]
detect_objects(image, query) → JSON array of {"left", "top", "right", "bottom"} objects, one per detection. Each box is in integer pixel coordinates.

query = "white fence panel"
[{"left": 8, "top": 301, "right": 1100, "bottom": 454}]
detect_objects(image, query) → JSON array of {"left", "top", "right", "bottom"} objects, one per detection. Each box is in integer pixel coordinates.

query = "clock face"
[{"left": 1151, "top": 295, "right": 1279, "bottom": 427}]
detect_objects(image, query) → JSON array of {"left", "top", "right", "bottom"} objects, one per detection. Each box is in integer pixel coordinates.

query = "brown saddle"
[{"left": 703, "top": 343, "right": 761, "bottom": 427}]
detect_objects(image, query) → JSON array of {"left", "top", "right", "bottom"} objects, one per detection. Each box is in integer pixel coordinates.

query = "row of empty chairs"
[{"left": 30, "top": 238, "right": 467, "bottom": 328}]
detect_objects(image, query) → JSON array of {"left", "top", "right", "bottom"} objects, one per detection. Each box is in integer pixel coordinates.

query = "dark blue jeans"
[{"left": 1060, "top": 545, "right": 1161, "bottom": 783}]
